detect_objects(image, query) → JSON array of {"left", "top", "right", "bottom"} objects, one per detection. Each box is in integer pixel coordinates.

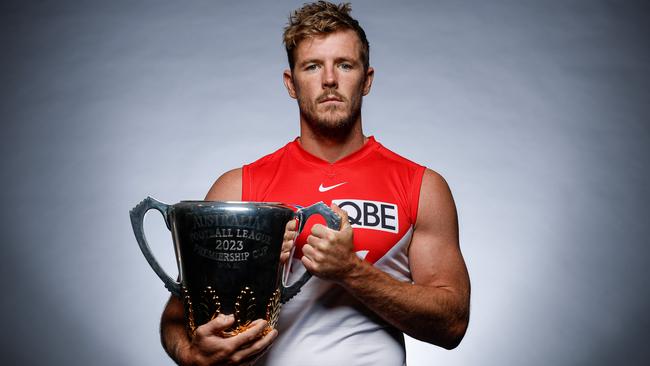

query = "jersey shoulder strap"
[{"left": 242, "top": 142, "right": 293, "bottom": 201}]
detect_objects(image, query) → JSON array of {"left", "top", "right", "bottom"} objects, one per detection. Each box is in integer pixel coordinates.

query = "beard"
[{"left": 297, "top": 88, "right": 363, "bottom": 141}]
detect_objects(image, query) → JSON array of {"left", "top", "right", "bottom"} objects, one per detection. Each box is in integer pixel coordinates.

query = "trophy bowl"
[{"left": 130, "top": 197, "right": 340, "bottom": 336}]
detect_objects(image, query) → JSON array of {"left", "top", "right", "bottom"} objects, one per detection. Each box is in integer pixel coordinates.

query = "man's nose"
[{"left": 322, "top": 65, "right": 338, "bottom": 88}]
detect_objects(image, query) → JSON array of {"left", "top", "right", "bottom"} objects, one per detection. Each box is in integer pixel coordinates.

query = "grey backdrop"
[{"left": 2, "top": 0, "right": 648, "bottom": 365}]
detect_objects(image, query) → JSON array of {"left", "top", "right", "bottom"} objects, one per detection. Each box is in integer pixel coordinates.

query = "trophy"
[{"left": 130, "top": 197, "right": 340, "bottom": 336}]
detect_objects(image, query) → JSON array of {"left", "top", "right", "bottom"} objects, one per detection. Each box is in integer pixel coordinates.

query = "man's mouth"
[{"left": 318, "top": 94, "right": 344, "bottom": 103}]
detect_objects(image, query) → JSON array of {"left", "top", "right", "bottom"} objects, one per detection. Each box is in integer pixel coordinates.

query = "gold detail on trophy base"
[
  {"left": 182, "top": 285, "right": 281, "bottom": 337},
  {"left": 182, "top": 285, "right": 221, "bottom": 336},
  {"left": 200, "top": 286, "right": 222, "bottom": 322},
  {"left": 219, "top": 321, "right": 254, "bottom": 337},
  {"left": 266, "top": 290, "right": 281, "bottom": 327},
  {"left": 263, "top": 289, "right": 282, "bottom": 336},
  {"left": 182, "top": 286, "right": 196, "bottom": 335},
  {"left": 235, "top": 287, "right": 256, "bottom": 326},
  {"left": 220, "top": 287, "right": 256, "bottom": 337}
]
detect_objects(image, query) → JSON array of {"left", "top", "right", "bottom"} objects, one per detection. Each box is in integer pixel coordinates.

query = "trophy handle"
[
  {"left": 280, "top": 202, "right": 341, "bottom": 303},
  {"left": 129, "top": 196, "right": 182, "bottom": 297}
]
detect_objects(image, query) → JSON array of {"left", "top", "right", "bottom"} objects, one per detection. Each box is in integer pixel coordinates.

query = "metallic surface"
[{"left": 130, "top": 197, "right": 340, "bottom": 335}]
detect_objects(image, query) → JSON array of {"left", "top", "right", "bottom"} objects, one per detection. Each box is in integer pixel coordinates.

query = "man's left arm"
[{"left": 302, "top": 169, "right": 470, "bottom": 349}]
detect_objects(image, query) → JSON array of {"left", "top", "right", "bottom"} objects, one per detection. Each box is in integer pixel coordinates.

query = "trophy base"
[{"left": 182, "top": 285, "right": 281, "bottom": 338}]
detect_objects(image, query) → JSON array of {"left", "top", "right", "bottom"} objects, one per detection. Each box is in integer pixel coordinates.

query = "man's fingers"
[
  {"left": 302, "top": 242, "right": 324, "bottom": 268},
  {"left": 302, "top": 242, "right": 314, "bottom": 258},
  {"left": 330, "top": 203, "right": 350, "bottom": 230},
  {"left": 281, "top": 219, "right": 297, "bottom": 266},
  {"left": 304, "top": 238, "right": 327, "bottom": 256},
  {"left": 197, "top": 314, "right": 235, "bottom": 336},
  {"left": 301, "top": 243, "right": 318, "bottom": 268},
  {"left": 229, "top": 328, "right": 278, "bottom": 365},
  {"left": 310, "top": 223, "right": 334, "bottom": 239},
  {"left": 282, "top": 235, "right": 294, "bottom": 250},
  {"left": 285, "top": 219, "right": 297, "bottom": 231},
  {"left": 283, "top": 219, "right": 297, "bottom": 240},
  {"left": 229, "top": 319, "right": 269, "bottom": 349},
  {"left": 311, "top": 204, "right": 349, "bottom": 237},
  {"left": 283, "top": 229, "right": 297, "bottom": 241},
  {"left": 301, "top": 254, "right": 316, "bottom": 273}
]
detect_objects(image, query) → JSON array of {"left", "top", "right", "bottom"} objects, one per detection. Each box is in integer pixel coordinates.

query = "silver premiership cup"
[{"left": 130, "top": 197, "right": 340, "bottom": 336}]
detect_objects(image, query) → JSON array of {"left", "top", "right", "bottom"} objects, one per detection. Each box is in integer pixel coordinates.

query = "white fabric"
[{"left": 257, "top": 227, "right": 414, "bottom": 366}]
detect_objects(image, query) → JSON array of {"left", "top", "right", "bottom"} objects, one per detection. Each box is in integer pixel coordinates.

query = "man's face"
[{"left": 284, "top": 29, "right": 374, "bottom": 137}]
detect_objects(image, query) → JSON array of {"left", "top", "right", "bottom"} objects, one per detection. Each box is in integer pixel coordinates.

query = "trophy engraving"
[{"left": 130, "top": 197, "right": 340, "bottom": 337}]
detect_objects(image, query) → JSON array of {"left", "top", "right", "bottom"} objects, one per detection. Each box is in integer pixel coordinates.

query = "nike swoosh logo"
[{"left": 318, "top": 182, "right": 347, "bottom": 192}]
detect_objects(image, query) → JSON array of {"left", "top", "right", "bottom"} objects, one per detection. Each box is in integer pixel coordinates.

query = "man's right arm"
[{"left": 160, "top": 168, "right": 278, "bottom": 365}]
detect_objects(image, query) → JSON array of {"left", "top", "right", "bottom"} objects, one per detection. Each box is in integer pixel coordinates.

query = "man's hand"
[
  {"left": 281, "top": 219, "right": 297, "bottom": 265},
  {"left": 177, "top": 314, "right": 277, "bottom": 366},
  {"left": 301, "top": 204, "right": 360, "bottom": 282}
]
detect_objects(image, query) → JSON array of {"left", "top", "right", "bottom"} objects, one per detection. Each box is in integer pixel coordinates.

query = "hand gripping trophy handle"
[{"left": 280, "top": 202, "right": 341, "bottom": 303}]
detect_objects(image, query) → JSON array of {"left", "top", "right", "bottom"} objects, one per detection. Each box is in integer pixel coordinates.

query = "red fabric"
[{"left": 242, "top": 136, "right": 425, "bottom": 264}]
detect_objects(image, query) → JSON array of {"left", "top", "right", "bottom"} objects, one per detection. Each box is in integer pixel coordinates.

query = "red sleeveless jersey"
[
  {"left": 242, "top": 136, "right": 425, "bottom": 265},
  {"left": 242, "top": 136, "right": 426, "bottom": 366}
]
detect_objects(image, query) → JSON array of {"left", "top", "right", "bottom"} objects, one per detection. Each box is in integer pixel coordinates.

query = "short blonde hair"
[{"left": 283, "top": 1, "right": 370, "bottom": 71}]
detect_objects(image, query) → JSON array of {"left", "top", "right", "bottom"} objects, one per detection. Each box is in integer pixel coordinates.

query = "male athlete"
[{"left": 160, "top": 2, "right": 470, "bottom": 365}]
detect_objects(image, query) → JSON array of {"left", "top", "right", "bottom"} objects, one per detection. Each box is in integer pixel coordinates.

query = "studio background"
[{"left": 1, "top": 0, "right": 648, "bottom": 365}]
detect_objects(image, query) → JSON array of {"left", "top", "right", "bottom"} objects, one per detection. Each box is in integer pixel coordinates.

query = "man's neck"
[{"left": 298, "top": 123, "right": 367, "bottom": 163}]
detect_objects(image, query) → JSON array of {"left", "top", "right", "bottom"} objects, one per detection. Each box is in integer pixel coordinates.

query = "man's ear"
[
  {"left": 283, "top": 69, "right": 297, "bottom": 99},
  {"left": 362, "top": 66, "right": 375, "bottom": 96}
]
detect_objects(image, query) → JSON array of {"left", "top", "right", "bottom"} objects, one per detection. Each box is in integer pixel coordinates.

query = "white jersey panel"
[{"left": 258, "top": 228, "right": 414, "bottom": 366}]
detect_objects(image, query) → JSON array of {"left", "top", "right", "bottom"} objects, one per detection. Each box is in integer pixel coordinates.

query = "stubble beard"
[{"left": 298, "top": 88, "right": 363, "bottom": 141}]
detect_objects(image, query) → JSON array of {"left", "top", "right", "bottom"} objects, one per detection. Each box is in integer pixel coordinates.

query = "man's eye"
[
  {"left": 305, "top": 64, "right": 319, "bottom": 71},
  {"left": 339, "top": 63, "right": 353, "bottom": 70}
]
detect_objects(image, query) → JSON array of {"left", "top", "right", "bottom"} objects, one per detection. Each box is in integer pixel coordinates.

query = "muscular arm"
[
  {"left": 160, "top": 169, "right": 278, "bottom": 365},
  {"left": 303, "top": 169, "right": 470, "bottom": 349}
]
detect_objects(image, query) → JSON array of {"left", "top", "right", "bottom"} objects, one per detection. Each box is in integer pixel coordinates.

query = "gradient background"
[{"left": 1, "top": 0, "right": 648, "bottom": 365}]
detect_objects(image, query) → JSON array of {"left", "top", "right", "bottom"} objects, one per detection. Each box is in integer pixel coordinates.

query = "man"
[{"left": 160, "top": 2, "right": 470, "bottom": 365}]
